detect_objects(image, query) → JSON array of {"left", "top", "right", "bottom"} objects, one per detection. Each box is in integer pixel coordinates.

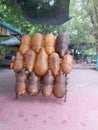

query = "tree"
[
  {"left": 0, "top": 0, "right": 69, "bottom": 36},
  {"left": 1, "top": 0, "right": 97, "bottom": 47},
  {"left": 81, "top": 0, "right": 98, "bottom": 54},
  {"left": 68, "top": 0, "right": 97, "bottom": 46},
  {"left": 0, "top": 0, "right": 43, "bottom": 35}
]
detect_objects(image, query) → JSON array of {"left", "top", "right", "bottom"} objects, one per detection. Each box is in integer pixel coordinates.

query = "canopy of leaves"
[
  {"left": 16, "top": 0, "right": 70, "bottom": 25},
  {"left": 0, "top": 0, "right": 98, "bottom": 46}
]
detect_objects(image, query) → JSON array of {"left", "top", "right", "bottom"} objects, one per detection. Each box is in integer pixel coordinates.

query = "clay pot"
[
  {"left": 19, "top": 35, "right": 31, "bottom": 55},
  {"left": 13, "top": 52, "right": 24, "bottom": 73},
  {"left": 49, "top": 52, "right": 60, "bottom": 76},
  {"left": 24, "top": 49, "right": 36, "bottom": 72},
  {"left": 27, "top": 71, "right": 40, "bottom": 96},
  {"left": 55, "top": 32, "right": 70, "bottom": 57},
  {"left": 61, "top": 54, "right": 73, "bottom": 74},
  {"left": 15, "top": 69, "right": 28, "bottom": 98},
  {"left": 31, "top": 33, "right": 43, "bottom": 53},
  {"left": 44, "top": 33, "right": 56, "bottom": 55},
  {"left": 53, "top": 71, "right": 67, "bottom": 98},
  {"left": 42, "top": 69, "right": 54, "bottom": 85},
  {"left": 42, "top": 85, "right": 54, "bottom": 97},
  {"left": 56, "top": 32, "right": 70, "bottom": 45},
  {"left": 20, "top": 35, "right": 31, "bottom": 46},
  {"left": 42, "top": 70, "right": 54, "bottom": 97},
  {"left": 35, "top": 48, "right": 48, "bottom": 76}
]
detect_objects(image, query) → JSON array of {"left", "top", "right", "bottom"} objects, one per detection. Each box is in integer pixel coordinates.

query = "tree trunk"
[
  {"left": 96, "top": 43, "right": 98, "bottom": 55},
  {"left": 96, "top": 38, "right": 98, "bottom": 69}
]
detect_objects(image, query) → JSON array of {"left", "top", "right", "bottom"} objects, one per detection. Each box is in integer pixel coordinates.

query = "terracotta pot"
[
  {"left": 13, "top": 52, "right": 24, "bottom": 73},
  {"left": 42, "top": 85, "right": 54, "bottom": 97},
  {"left": 49, "top": 52, "right": 60, "bottom": 76},
  {"left": 15, "top": 70, "right": 28, "bottom": 98},
  {"left": 20, "top": 35, "right": 31, "bottom": 46},
  {"left": 42, "top": 70, "right": 54, "bottom": 97},
  {"left": 42, "top": 69, "right": 54, "bottom": 85},
  {"left": 53, "top": 71, "right": 67, "bottom": 98},
  {"left": 19, "top": 35, "right": 31, "bottom": 55},
  {"left": 55, "top": 32, "right": 70, "bottom": 57},
  {"left": 61, "top": 54, "right": 73, "bottom": 74},
  {"left": 27, "top": 83, "right": 39, "bottom": 96},
  {"left": 35, "top": 48, "right": 48, "bottom": 76},
  {"left": 27, "top": 72, "right": 40, "bottom": 96},
  {"left": 31, "top": 33, "right": 43, "bottom": 53},
  {"left": 56, "top": 32, "right": 70, "bottom": 45},
  {"left": 24, "top": 49, "right": 36, "bottom": 72},
  {"left": 44, "top": 33, "right": 56, "bottom": 55}
]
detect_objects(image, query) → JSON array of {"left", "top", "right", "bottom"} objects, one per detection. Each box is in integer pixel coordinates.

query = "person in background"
[
  {"left": 5, "top": 52, "right": 12, "bottom": 60},
  {"left": 10, "top": 55, "right": 15, "bottom": 69}
]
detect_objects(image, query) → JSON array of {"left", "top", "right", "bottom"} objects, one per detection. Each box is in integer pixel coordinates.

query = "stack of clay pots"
[{"left": 13, "top": 32, "right": 73, "bottom": 100}]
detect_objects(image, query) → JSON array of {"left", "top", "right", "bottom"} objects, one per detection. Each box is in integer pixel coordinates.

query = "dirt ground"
[{"left": 0, "top": 67, "right": 98, "bottom": 130}]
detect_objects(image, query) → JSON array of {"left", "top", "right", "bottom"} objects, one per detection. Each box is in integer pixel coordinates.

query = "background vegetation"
[{"left": 0, "top": 0, "right": 98, "bottom": 61}]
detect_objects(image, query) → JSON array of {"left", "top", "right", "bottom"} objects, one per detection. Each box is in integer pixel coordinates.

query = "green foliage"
[
  {"left": 0, "top": 0, "right": 98, "bottom": 46},
  {"left": 0, "top": 46, "right": 17, "bottom": 56},
  {"left": 0, "top": 0, "right": 40, "bottom": 34},
  {"left": 0, "top": 0, "right": 61, "bottom": 36}
]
